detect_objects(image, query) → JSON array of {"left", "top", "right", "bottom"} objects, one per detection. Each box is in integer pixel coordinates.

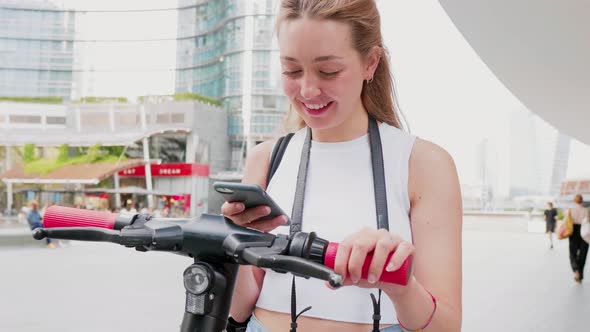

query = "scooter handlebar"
[
  {"left": 40, "top": 207, "right": 411, "bottom": 285},
  {"left": 43, "top": 206, "right": 119, "bottom": 230},
  {"left": 323, "top": 242, "right": 412, "bottom": 286}
]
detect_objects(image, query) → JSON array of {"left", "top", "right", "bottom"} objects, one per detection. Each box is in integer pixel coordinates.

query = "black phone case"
[{"left": 213, "top": 181, "right": 290, "bottom": 224}]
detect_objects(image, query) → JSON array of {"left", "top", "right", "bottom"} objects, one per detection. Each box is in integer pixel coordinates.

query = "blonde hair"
[{"left": 276, "top": 0, "right": 403, "bottom": 132}]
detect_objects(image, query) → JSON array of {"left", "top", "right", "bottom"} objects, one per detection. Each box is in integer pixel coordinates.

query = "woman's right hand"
[{"left": 221, "top": 202, "right": 288, "bottom": 232}]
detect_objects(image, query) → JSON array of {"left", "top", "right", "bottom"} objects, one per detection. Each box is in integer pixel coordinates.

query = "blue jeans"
[{"left": 246, "top": 313, "right": 402, "bottom": 332}]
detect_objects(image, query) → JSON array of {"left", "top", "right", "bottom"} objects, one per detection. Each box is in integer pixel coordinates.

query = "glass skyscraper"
[
  {"left": 509, "top": 109, "right": 571, "bottom": 197},
  {"left": 175, "top": 0, "right": 288, "bottom": 169},
  {"left": 0, "top": 0, "right": 75, "bottom": 99}
]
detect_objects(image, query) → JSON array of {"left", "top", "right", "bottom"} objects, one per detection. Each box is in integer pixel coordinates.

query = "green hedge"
[
  {"left": 0, "top": 96, "right": 63, "bottom": 104},
  {"left": 72, "top": 96, "right": 128, "bottom": 104},
  {"left": 24, "top": 144, "right": 126, "bottom": 175},
  {"left": 138, "top": 93, "right": 221, "bottom": 106},
  {"left": 172, "top": 92, "right": 221, "bottom": 105}
]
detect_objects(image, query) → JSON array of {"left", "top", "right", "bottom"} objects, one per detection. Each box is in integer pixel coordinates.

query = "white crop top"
[{"left": 255, "top": 122, "right": 416, "bottom": 324}]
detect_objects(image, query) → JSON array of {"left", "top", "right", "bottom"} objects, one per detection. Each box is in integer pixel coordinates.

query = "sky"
[
  {"left": 58, "top": 0, "right": 590, "bottom": 185},
  {"left": 62, "top": 0, "right": 178, "bottom": 98},
  {"left": 375, "top": 0, "right": 590, "bottom": 183}
]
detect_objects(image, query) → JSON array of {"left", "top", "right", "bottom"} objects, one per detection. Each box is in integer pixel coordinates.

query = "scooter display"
[{"left": 34, "top": 206, "right": 412, "bottom": 332}]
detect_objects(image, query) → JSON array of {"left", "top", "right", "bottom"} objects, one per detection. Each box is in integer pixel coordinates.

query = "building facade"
[
  {"left": 175, "top": 0, "right": 288, "bottom": 169},
  {"left": 0, "top": 0, "right": 75, "bottom": 99},
  {"left": 509, "top": 109, "right": 571, "bottom": 197},
  {"left": 0, "top": 98, "right": 230, "bottom": 215},
  {"left": 0, "top": 98, "right": 230, "bottom": 173}
]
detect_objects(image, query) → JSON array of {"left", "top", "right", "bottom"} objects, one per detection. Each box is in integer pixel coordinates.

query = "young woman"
[
  {"left": 544, "top": 202, "right": 558, "bottom": 249},
  {"left": 568, "top": 194, "right": 589, "bottom": 283},
  {"left": 222, "top": 1, "right": 462, "bottom": 331}
]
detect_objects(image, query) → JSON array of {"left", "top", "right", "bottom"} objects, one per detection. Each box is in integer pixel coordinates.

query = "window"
[
  {"left": 9, "top": 115, "right": 41, "bottom": 124},
  {"left": 81, "top": 113, "right": 109, "bottom": 126},
  {"left": 117, "top": 113, "right": 137, "bottom": 126},
  {"left": 46, "top": 116, "right": 66, "bottom": 125},
  {"left": 157, "top": 114, "right": 170, "bottom": 124},
  {"left": 262, "top": 96, "right": 276, "bottom": 108},
  {"left": 171, "top": 113, "right": 185, "bottom": 123}
]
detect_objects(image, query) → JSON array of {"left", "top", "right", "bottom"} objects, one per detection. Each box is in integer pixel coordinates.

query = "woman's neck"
[{"left": 311, "top": 107, "right": 369, "bottom": 142}]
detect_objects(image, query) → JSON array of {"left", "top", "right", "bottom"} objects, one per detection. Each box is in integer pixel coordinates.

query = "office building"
[
  {"left": 0, "top": 0, "right": 75, "bottom": 99},
  {"left": 175, "top": 0, "right": 288, "bottom": 169},
  {"left": 509, "top": 109, "right": 571, "bottom": 197}
]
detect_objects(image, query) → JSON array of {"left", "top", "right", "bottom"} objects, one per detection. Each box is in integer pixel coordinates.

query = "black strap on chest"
[
  {"left": 268, "top": 117, "right": 389, "bottom": 332},
  {"left": 266, "top": 133, "right": 295, "bottom": 188},
  {"left": 290, "top": 116, "right": 389, "bottom": 233}
]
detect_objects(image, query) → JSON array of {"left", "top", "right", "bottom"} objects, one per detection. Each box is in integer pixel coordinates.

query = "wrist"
[
  {"left": 383, "top": 277, "right": 438, "bottom": 331},
  {"left": 382, "top": 275, "right": 419, "bottom": 301}
]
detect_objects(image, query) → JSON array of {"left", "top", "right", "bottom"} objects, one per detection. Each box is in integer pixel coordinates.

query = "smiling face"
[{"left": 278, "top": 18, "right": 373, "bottom": 138}]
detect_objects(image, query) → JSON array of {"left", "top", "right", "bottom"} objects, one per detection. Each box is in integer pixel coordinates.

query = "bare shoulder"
[
  {"left": 410, "top": 138, "right": 455, "bottom": 169},
  {"left": 242, "top": 139, "right": 278, "bottom": 188},
  {"left": 408, "top": 138, "right": 460, "bottom": 205}
]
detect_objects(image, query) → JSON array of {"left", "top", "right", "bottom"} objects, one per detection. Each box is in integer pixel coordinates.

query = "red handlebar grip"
[
  {"left": 43, "top": 206, "right": 118, "bottom": 229},
  {"left": 324, "top": 242, "right": 412, "bottom": 285}
]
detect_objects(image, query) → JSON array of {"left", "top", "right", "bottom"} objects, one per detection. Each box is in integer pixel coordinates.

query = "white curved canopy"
[{"left": 439, "top": 0, "right": 590, "bottom": 144}]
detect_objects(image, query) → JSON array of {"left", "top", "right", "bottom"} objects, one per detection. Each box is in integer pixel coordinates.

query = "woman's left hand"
[{"left": 331, "top": 227, "right": 415, "bottom": 295}]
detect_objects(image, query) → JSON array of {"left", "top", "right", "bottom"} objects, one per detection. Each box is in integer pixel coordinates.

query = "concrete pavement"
[
  {"left": 462, "top": 228, "right": 588, "bottom": 331},
  {"left": 0, "top": 218, "right": 588, "bottom": 331},
  {"left": 0, "top": 218, "right": 44, "bottom": 248}
]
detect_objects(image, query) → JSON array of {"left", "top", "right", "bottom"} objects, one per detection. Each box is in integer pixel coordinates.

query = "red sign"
[{"left": 119, "top": 163, "right": 209, "bottom": 178}]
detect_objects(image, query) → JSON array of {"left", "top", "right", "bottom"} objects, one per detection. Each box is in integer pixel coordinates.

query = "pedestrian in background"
[
  {"left": 26, "top": 200, "right": 54, "bottom": 248},
  {"left": 544, "top": 202, "right": 558, "bottom": 249},
  {"left": 568, "top": 194, "right": 589, "bottom": 283}
]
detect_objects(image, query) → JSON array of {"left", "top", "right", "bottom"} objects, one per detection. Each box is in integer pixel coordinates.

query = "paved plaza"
[{"left": 0, "top": 220, "right": 588, "bottom": 331}]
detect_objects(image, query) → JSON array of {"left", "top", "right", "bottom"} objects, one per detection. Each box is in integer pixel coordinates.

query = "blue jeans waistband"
[{"left": 245, "top": 313, "right": 402, "bottom": 332}]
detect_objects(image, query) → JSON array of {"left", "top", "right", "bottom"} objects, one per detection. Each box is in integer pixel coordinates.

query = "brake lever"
[
  {"left": 33, "top": 227, "right": 122, "bottom": 243},
  {"left": 241, "top": 247, "right": 343, "bottom": 288}
]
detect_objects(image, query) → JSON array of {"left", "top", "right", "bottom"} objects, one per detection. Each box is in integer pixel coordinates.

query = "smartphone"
[{"left": 213, "top": 181, "right": 290, "bottom": 225}]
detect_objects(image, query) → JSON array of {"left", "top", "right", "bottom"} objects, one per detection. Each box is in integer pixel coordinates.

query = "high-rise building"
[
  {"left": 175, "top": 0, "right": 288, "bottom": 169},
  {"left": 0, "top": 0, "right": 76, "bottom": 99},
  {"left": 509, "top": 108, "right": 571, "bottom": 197},
  {"left": 549, "top": 132, "right": 571, "bottom": 195}
]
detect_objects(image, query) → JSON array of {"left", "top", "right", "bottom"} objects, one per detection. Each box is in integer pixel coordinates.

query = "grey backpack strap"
[
  {"left": 266, "top": 133, "right": 295, "bottom": 188},
  {"left": 290, "top": 127, "right": 312, "bottom": 235},
  {"left": 290, "top": 117, "right": 388, "bottom": 235},
  {"left": 368, "top": 118, "right": 389, "bottom": 230},
  {"left": 287, "top": 118, "right": 388, "bottom": 331}
]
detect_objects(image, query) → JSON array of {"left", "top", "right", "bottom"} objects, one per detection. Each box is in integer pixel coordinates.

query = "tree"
[
  {"left": 23, "top": 144, "right": 36, "bottom": 163},
  {"left": 57, "top": 144, "right": 69, "bottom": 163}
]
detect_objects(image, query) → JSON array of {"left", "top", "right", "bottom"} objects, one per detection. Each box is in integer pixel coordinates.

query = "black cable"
[
  {"left": 0, "top": 4, "right": 196, "bottom": 13},
  {"left": 0, "top": 36, "right": 181, "bottom": 42},
  {"left": 1, "top": 67, "right": 177, "bottom": 73}
]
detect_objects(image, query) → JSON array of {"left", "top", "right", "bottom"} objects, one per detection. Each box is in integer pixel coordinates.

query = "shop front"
[{"left": 118, "top": 163, "right": 210, "bottom": 217}]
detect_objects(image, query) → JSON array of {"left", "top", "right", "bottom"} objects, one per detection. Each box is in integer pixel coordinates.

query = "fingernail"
[
  {"left": 351, "top": 276, "right": 359, "bottom": 284},
  {"left": 237, "top": 203, "right": 245, "bottom": 211},
  {"left": 263, "top": 207, "right": 271, "bottom": 215},
  {"left": 282, "top": 216, "right": 289, "bottom": 224},
  {"left": 368, "top": 274, "right": 377, "bottom": 284},
  {"left": 386, "top": 262, "right": 397, "bottom": 272}
]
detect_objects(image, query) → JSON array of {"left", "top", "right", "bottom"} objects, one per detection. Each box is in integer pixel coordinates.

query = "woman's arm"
[
  {"left": 230, "top": 265, "right": 266, "bottom": 322},
  {"left": 384, "top": 138, "right": 463, "bottom": 331},
  {"left": 228, "top": 139, "right": 276, "bottom": 322}
]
